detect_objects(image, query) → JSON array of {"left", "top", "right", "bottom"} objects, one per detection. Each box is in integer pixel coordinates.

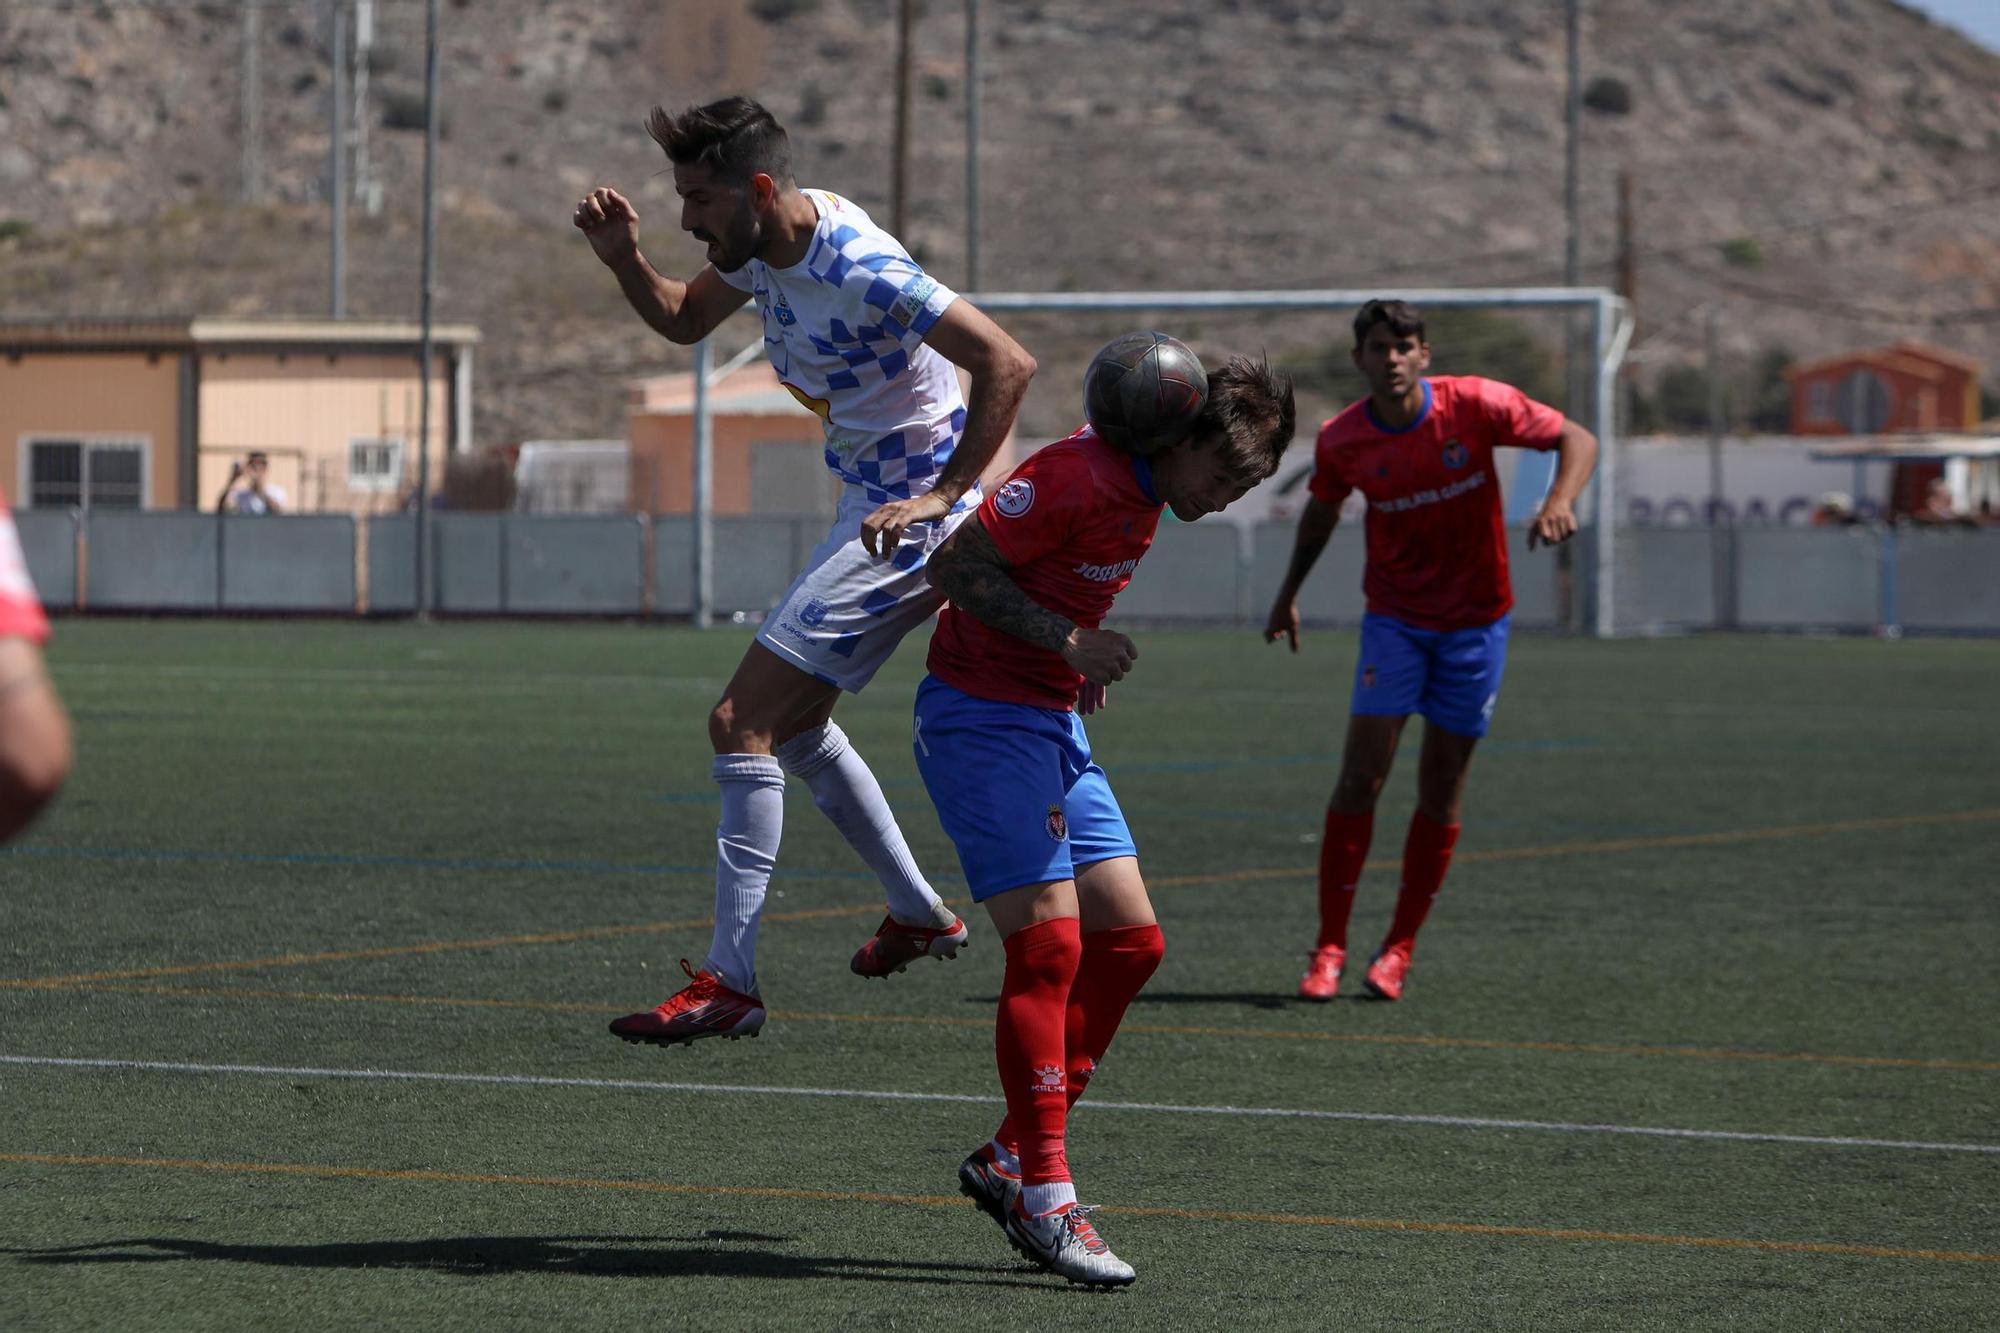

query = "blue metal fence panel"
[
  {"left": 1893, "top": 529, "right": 2000, "bottom": 631},
  {"left": 1734, "top": 528, "right": 1880, "bottom": 630},
  {"left": 221, "top": 516, "right": 356, "bottom": 611},
  {"left": 86, "top": 512, "right": 220, "bottom": 610},
  {"left": 14, "top": 510, "right": 77, "bottom": 611},
  {"left": 1116, "top": 520, "right": 1243, "bottom": 621},
  {"left": 504, "top": 515, "right": 646, "bottom": 614}
]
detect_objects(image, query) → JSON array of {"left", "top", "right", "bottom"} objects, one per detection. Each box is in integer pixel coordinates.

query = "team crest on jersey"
[
  {"left": 1045, "top": 803, "right": 1067, "bottom": 842},
  {"left": 995, "top": 479, "right": 1035, "bottom": 517},
  {"left": 770, "top": 290, "right": 798, "bottom": 327},
  {"left": 1442, "top": 439, "right": 1469, "bottom": 469},
  {"left": 799, "top": 596, "right": 831, "bottom": 628}
]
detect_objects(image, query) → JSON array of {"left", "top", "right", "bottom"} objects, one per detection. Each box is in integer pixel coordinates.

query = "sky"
[{"left": 1899, "top": 0, "right": 2000, "bottom": 51}]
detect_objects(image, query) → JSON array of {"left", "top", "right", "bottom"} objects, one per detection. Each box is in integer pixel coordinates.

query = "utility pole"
[
  {"left": 964, "top": 0, "right": 981, "bottom": 292},
  {"left": 891, "top": 0, "right": 913, "bottom": 239},
  {"left": 353, "top": 0, "right": 379, "bottom": 216},
  {"left": 414, "top": 0, "right": 440, "bottom": 615},
  {"left": 239, "top": 1, "right": 261, "bottom": 203},
  {"left": 1564, "top": 0, "right": 1581, "bottom": 296},
  {"left": 1706, "top": 304, "right": 1736, "bottom": 628},
  {"left": 328, "top": 0, "right": 347, "bottom": 319}
]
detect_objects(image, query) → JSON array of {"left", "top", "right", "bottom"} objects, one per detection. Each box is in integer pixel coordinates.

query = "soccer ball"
[{"left": 1083, "top": 331, "right": 1208, "bottom": 455}]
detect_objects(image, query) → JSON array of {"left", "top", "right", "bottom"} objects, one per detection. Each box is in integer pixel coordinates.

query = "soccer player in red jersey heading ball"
[
  {"left": 918, "top": 354, "right": 1295, "bottom": 1287},
  {"left": 1265, "top": 299, "right": 1598, "bottom": 1003}
]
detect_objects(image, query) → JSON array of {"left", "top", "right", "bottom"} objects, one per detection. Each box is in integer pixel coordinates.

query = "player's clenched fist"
[
  {"left": 1263, "top": 596, "right": 1300, "bottom": 653},
  {"left": 1060, "top": 626, "right": 1138, "bottom": 686},
  {"left": 573, "top": 187, "right": 641, "bottom": 267}
]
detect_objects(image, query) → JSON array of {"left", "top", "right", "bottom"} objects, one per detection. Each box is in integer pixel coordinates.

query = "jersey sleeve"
[
  {"left": 1306, "top": 420, "right": 1353, "bottom": 507},
  {"left": 1472, "top": 377, "right": 1566, "bottom": 451},
  {"left": 977, "top": 446, "right": 1096, "bottom": 568},
  {"left": 817, "top": 238, "right": 958, "bottom": 355}
]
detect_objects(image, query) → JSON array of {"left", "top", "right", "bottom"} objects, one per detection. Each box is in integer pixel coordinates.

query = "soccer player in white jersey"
[{"left": 575, "top": 96, "right": 1036, "bottom": 1046}]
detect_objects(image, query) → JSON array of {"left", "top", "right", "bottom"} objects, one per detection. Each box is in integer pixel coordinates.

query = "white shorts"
[{"left": 755, "top": 487, "right": 978, "bottom": 693}]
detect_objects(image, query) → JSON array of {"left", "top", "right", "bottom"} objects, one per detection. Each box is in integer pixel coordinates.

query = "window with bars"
[
  {"left": 348, "top": 438, "right": 404, "bottom": 493},
  {"left": 25, "top": 439, "right": 146, "bottom": 510}
]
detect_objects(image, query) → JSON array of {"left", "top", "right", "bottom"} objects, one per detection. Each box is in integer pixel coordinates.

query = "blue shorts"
[
  {"left": 1351, "top": 611, "right": 1511, "bottom": 738},
  {"left": 912, "top": 675, "right": 1138, "bottom": 901}
]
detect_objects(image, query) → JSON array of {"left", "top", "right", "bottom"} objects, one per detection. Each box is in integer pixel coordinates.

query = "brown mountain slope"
[{"left": 3, "top": 0, "right": 1997, "bottom": 444}]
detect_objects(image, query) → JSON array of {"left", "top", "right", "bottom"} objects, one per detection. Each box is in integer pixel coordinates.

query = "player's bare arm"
[
  {"left": 926, "top": 518, "right": 1137, "bottom": 685},
  {"left": 1527, "top": 419, "right": 1600, "bottom": 550},
  {"left": 1264, "top": 496, "right": 1342, "bottom": 652},
  {"left": 860, "top": 302, "right": 1036, "bottom": 558},
  {"left": 573, "top": 187, "right": 749, "bottom": 345}
]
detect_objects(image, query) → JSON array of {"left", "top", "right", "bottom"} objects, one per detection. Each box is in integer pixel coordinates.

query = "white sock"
[
  {"left": 1023, "top": 1181, "right": 1077, "bottom": 1217},
  {"left": 989, "top": 1139, "right": 1021, "bottom": 1174},
  {"left": 703, "top": 753, "right": 785, "bottom": 995},
  {"left": 775, "top": 721, "right": 945, "bottom": 926}
]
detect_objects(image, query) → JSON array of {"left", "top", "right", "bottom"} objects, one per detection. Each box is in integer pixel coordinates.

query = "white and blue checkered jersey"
[{"left": 717, "top": 190, "right": 968, "bottom": 505}]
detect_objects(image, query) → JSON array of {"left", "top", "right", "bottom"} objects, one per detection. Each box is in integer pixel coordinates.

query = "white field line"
[{"left": 5, "top": 1054, "right": 1996, "bottom": 1156}]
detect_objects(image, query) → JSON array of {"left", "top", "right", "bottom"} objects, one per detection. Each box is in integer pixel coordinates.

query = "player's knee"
[
  {"left": 0, "top": 718, "right": 70, "bottom": 835},
  {"left": 707, "top": 697, "right": 755, "bottom": 754},
  {"left": 1331, "top": 771, "right": 1386, "bottom": 810}
]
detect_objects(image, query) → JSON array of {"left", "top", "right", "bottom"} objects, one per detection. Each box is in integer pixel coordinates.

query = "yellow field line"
[
  {"left": 11, "top": 807, "right": 1997, "bottom": 990},
  {"left": 1149, "top": 805, "right": 2000, "bottom": 889},
  {"left": 23, "top": 982, "right": 1999, "bottom": 1074},
  {"left": 3, "top": 1152, "right": 1992, "bottom": 1264},
  {"left": 0, "top": 901, "right": 893, "bottom": 990}
]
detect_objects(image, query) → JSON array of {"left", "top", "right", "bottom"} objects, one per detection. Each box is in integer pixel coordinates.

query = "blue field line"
[{"left": 0, "top": 844, "right": 885, "bottom": 882}]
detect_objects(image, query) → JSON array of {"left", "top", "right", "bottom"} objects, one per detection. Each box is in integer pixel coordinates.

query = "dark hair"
[
  {"left": 1190, "top": 355, "right": 1296, "bottom": 482},
  {"left": 1352, "top": 298, "right": 1425, "bottom": 349},
  {"left": 646, "top": 96, "right": 793, "bottom": 186},
  {"left": 246, "top": 451, "right": 269, "bottom": 465}
]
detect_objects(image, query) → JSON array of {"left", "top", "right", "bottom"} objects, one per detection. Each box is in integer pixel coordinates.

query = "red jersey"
[
  {"left": 0, "top": 489, "right": 48, "bottom": 644},
  {"left": 1308, "top": 375, "right": 1564, "bottom": 632},
  {"left": 927, "top": 427, "right": 1163, "bottom": 709}
]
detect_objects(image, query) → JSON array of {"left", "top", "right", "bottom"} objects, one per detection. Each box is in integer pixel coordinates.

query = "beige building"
[{"left": 0, "top": 317, "right": 478, "bottom": 515}]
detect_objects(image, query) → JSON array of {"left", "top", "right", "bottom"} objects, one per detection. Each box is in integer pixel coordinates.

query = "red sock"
[
  {"left": 993, "top": 917, "right": 1083, "bottom": 1186},
  {"left": 1316, "top": 809, "right": 1374, "bottom": 950},
  {"left": 1384, "top": 810, "right": 1459, "bottom": 951},
  {"left": 1063, "top": 924, "right": 1165, "bottom": 1106},
  {"left": 997, "top": 923, "right": 1165, "bottom": 1157}
]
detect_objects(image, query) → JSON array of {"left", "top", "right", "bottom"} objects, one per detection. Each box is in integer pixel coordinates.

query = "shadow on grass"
[{"left": 1, "top": 1233, "right": 1045, "bottom": 1286}]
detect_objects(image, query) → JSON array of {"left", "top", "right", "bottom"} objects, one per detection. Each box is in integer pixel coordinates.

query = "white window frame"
[
  {"left": 347, "top": 437, "right": 405, "bottom": 494},
  {"left": 17, "top": 434, "right": 153, "bottom": 511}
]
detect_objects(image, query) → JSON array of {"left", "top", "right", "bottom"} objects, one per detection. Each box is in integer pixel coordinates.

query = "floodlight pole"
[
  {"left": 328, "top": 0, "right": 347, "bottom": 319},
  {"left": 414, "top": 0, "right": 439, "bottom": 616},
  {"left": 965, "top": 0, "right": 981, "bottom": 292},
  {"left": 692, "top": 338, "right": 714, "bottom": 628}
]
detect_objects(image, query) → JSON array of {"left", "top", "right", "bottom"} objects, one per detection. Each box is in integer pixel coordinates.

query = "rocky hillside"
[{"left": 3, "top": 0, "right": 1998, "bottom": 444}]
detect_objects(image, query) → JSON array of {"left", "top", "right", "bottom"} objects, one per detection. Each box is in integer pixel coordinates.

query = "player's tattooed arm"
[
  {"left": 926, "top": 519, "right": 1076, "bottom": 654},
  {"left": 928, "top": 520, "right": 1139, "bottom": 684}
]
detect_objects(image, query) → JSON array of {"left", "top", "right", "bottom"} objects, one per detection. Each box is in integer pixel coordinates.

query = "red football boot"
[
  {"left": 609, "top": 959, "right": 765, "bottom": 1046},
  {"left": 850, "top": 911, "right": 970, "bottom": 979},
  {"left": 1298, "top": 944, "right": 1344, "bottom": 1001},
  {"left": 1363, "top": 944, "right": 1413, "bottom": 1001}
]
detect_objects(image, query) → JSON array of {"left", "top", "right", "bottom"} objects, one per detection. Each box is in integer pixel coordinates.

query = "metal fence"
[{"left": 17, "top": 509, "right": 1999, "bottom": 634}]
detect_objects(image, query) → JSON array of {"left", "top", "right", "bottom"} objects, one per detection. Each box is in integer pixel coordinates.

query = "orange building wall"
[
  {"left": 1790, "top": 356, "right": 1977, "bottom": 435},
  {"left": 0, "top": 352, "right": 181, "bottom": 506},
  {"left": 200, "top": 352, "right": 453, "bottom": 515},
  {"left": 627, "top": 412, "right": 827, "bottom": 514}
]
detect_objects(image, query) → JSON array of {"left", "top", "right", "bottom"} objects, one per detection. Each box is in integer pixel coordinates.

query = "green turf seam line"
[
  {"left": 6, "top": 1057, "right": 1997, "bottom": 1156},
  {"left": 20, "top": 982, "right": 1999, "bottom": 1074},
  {"left": 2, "top": 1151, "right": 1993, "bottom": 1264}
]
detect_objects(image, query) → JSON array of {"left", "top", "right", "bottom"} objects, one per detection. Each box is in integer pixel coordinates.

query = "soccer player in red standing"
[
  {"left": 1264, "top": 299, "right": 1598, "bottom": 1002},
  {"left": 916, "top": 355, "right": 1296, "bottom": 1287}
]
